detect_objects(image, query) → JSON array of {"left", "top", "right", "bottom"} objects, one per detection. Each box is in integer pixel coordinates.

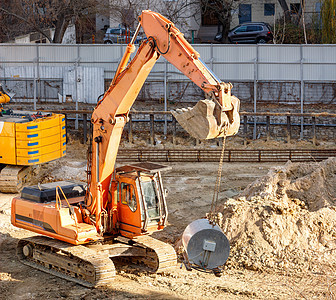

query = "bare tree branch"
[{"left": 0, "top": 7, "right": 52, "bottom": 42}]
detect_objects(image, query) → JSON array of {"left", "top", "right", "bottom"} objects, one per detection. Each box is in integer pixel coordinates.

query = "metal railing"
[
  {"left": 40, "top": 109, "right": 336, "bottom": 146},
  {"left": 117, "top": 149, "right": 336, "bottom": 163}
]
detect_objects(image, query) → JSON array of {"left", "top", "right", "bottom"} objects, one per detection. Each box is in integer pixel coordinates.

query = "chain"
[{"left": 208, "top": 130, "right": 227, "bottom": 225}]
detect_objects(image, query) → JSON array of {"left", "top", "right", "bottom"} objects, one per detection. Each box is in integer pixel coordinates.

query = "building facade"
[
  {"left": 231, "top": 0, "right": 321, "bottom": 28},
  {"left": 106, "top": 0, "right": 322, "bottom": 43}
]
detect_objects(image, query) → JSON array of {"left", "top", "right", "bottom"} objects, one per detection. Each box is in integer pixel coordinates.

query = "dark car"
[
  {"left": 216, "top": 22, "right": 273, "bottom": 44},
  {"left": 103, "top": 27, "right": 145, "bottom": 44}
]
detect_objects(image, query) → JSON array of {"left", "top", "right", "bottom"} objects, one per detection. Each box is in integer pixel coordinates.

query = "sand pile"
[
  {"left": 220, "top": 157, "right": 336, "bottom": 273},
  {"left": 36, "top": 160, "right": 87, "bottom": 184}
]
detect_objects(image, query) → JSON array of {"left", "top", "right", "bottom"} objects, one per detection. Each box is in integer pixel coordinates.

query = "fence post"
[
  {"left": 312, "top": 116, "right": 316, "bottom": 146},
  {"left": 128, "top": 113, "right": 133, "bottom": 144},
  {"left": 300, "top": 45, "right": 304, "bottom": 139},
  {"left": 266, "top": 115, "right": 270, "bottom": 141},
  {"left": 150, "top": 113, "right": 154, "bottom": 145},
  {"left": 75, "top": 45, "right": 80, "bottom": 130},
  {"left": 210, "top": 43, "right": 214, "bottom": 70},
  {"left": 172, "top": 116, "right": 176, "bottom": 146},
  {"left": 33, "top": 45, "right": 40, "bottom": 110},
  {"left": 83, "top": 113, "right": 87, "bottom": 143},
  {"left": 244, "top": 115, "right": 248, "bottom": 146},
  {"left": 253, "top": 45, "right": 259, "bottom": 140},
  {"left": 286, "top": 115, "right": 291, "bottom": 143}
]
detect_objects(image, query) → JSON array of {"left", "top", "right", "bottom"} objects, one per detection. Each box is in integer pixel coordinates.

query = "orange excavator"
[{"left": 11, "top": 10, "right": 240, "bottom": 286}]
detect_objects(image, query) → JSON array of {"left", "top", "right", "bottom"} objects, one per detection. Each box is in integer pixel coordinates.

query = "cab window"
[
  {"left": 120, "top": 183, "right": 137, "bottom": 212},
  {"left": 140, "top": 180, "right": 160, "bottom": 219}
]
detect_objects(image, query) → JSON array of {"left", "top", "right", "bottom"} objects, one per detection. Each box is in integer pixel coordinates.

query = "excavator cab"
[{"left": 113, "top": 162, "right": 169, "bottom": 238}]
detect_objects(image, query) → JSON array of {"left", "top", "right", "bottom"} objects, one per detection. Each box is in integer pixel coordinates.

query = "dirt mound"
[{"left": 220, "top": 157, "right": 336, "bottom": 273}]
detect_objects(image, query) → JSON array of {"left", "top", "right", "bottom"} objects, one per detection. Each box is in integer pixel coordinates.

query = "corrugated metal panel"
[
  {"left": 1, "top": 44, "right": 335, "bottom": 104},
  {"left": 303, "top": 64, "right": 336, "bottom": 81},
  {"left": 259, "top": 45, "right": 300, "bottom": 63},
  {"left": 259, "top": 64, "right": 300, "bottom": 81},
  {"left": 303, "top": 45, "right": 336, "bottom": 81},
  {"left": 0, "top": 44, "right": 37, "bottom": 63},
  {"left": 3, "top": 66, "right": 36, "bottom": 78},
  {"left": 77, "top": 67, "right": 104, "bottom": 103},
  {"left": 214, "top": 64, "right": 254, "bottom": 81},
  {"left": 210, "top": 45, "right": 256, "bottom": 81},
  {"left": 258, "top": 45, "right": 300, "bottom": 81},
  {"left": 39, "top": 45, "right": 78, "bottom": 62},
  {"left": 302, "top": 45, "right": 336, "bottom": 63},
  {"left": 79, "top": 44, "right": 122, "bottom": 62},
  {"left": 212, "top": 45, "right": 256, "bottom": 63},
  {"left": 63, "top": 66, "right": 76, "bottom": 100},
  {"left": 39, "top": 66, "right": 64, "bottom": 78}
]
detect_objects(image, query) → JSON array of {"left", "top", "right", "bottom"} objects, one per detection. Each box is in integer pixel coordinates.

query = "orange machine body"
[
  {"left": 12, "top": 163, "right": 168, "bottom": 245},
  {"left": 11, "top": 196, "right": 98, "bottom": 245}
]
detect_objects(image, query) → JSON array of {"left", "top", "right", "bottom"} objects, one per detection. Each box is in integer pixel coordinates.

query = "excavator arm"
[
  {"left": 88, "top": 10, "right": 240, "bottom": 232},
  {"left": 0, "top": 84, "right": 11, "bottom": 105}
]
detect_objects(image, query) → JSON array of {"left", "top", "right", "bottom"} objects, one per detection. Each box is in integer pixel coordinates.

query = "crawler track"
[
  {"left": 131, "top": 235, "right": 177, "bottom": 272},
  {"left": 0, "top": 165, "right": 30, "bottom": 193},
  {"left": 17, "top": 236, "right": 116, "bottom": 288},
  {"left": 118, "top": 148, "right": 336, "bottom": 163},
  {"left": 17, "top": 235, "right": 177, "bottom": 287}
]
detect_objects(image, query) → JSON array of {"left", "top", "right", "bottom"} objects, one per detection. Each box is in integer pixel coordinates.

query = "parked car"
[
  {"left": 103, "top": 26, "right": 145, "bottom": 44},
  {"left": 215, "top": 22, "right": 273, "bottom": 44}
]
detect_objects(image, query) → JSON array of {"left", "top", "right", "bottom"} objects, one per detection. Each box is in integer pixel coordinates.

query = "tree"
[
  {"left": 0, "top": 0, "right": 100, "bottom": 43},
  {"left": 277, "top": 0, "right": 291, "bottom": 22},
  {"left": 321, "top": 0, "right": 336, "bottom": 43},
  {"left": 200, "top": 0, "right": 237, "bottom": 43},
  {"left": 108, "top": 0, "right": 199, "bottom": 35}
]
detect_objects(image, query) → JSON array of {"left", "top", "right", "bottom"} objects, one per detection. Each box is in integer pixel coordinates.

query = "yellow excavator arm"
[
  {"left": 88, "top": 10, "right": 240, "bottom": 232},
  {"left": 0, "top": 85, "right": 11, "bottom": 105}
]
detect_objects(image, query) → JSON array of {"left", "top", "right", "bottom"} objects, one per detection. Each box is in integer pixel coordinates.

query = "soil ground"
[{"left": 0, "top": 140, "right": 335, "bottom": 299}]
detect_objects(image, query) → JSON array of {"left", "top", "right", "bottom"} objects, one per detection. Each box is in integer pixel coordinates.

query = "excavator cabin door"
[{"left": 116, "top": 179, "right": 142, "bottom": 238}]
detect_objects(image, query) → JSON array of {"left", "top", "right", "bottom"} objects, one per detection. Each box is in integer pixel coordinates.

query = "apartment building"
[{"left": 231, "top": 0, "right": 321, "bottom": 27}]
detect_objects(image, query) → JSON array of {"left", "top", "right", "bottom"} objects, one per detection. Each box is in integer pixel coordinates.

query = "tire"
[
  {"left": 104, "top": 40, "right": 113, "bottom": 44},
  {"left": 257, "top": 38, "right": 267, "bottom": 44}
]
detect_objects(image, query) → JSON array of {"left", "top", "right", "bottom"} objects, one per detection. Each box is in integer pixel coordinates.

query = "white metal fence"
[{"left": 1, "top": 43, "right": 335, "bottom": 110}]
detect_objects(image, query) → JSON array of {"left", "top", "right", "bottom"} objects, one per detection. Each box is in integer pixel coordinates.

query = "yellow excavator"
[
  {"left": 0, "top": 84, "right": 66, "bottom": 193},
  {"left": 11, "top": 10, "right": 240, "bottom": 286}
]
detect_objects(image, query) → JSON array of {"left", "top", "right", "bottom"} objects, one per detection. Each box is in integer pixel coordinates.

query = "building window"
[
  {"left": 239, "top": 4, "right": 252, "bottom": 24},
  {"left": 264, "top": 4, "right": 275, "bottom": 16}
]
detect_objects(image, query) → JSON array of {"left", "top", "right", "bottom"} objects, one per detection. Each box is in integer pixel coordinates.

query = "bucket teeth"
[{"left": 172, "top": 97, "right": 240, "bottom": 140}]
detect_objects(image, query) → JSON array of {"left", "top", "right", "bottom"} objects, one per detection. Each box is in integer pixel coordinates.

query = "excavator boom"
[{"left": 139, "top": 11, "right": 240, "bottom": 140}]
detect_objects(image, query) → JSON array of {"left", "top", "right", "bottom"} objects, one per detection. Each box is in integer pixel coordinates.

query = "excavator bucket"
[{"left": 172, "top": 96, "right": 240, "bottom": 140}]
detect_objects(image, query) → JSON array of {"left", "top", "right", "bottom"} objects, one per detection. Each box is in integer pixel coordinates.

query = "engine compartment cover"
[{"left": 21, "top": 181, "right": 85, "bottom": 203}]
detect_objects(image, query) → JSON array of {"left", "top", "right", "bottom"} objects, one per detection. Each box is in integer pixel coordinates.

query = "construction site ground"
[{"left": 1, "top": 138, "right": 335, "bottom": 299}]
